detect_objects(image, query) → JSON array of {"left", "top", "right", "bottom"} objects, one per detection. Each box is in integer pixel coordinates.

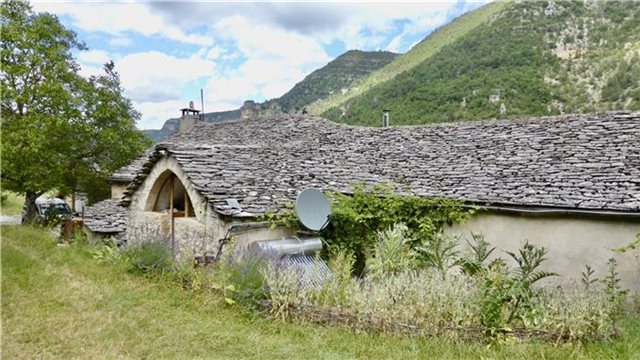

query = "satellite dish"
[{"left": 295, "top": 188, "right": 331, "bottom": 232}]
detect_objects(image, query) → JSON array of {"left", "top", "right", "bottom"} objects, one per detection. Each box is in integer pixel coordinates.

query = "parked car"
[{"left": 24, "top": 198, "right": 73, "bottom": 223}]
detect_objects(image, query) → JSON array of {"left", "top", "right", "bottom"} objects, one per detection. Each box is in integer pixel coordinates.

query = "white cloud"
[
  {"left": 202, "top": 15, "right": 330, "bottom": 110},
  {"left": 33, "top": 2, "right": 212, "bottom": 46},
  {"left": 108, "top": 37, "right": 133, "bottom": 47},
  {"left": 115, "top": 51, "right": 216, "bottom": 102},
  {"left": 135, "top": 100, "right": 189, "bottom": 130},
  {"left": 77, "top": 49, "right": 110, "bottom": 65},
  {"left": 215, "top": 16, "right": 328, "bottom": 66}
]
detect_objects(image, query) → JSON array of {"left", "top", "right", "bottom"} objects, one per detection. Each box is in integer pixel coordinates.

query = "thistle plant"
[
  {"left": 368, "top": 223, "right": 418, "bottom": 279},
  {"left": 417, "top": 232, "right": 460, "bottom": 280}
]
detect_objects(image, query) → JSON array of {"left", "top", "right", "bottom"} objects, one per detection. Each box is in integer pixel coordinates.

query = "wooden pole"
[
  {"left": 169, "top": 175, "right": 175, "bottom": 255},
  {"left": 185, "top": 189, "right": 190, "bottom": 217}
]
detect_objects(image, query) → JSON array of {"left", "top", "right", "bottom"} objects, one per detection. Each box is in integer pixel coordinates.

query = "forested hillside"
[
  {"left": 319, "top": 1, "right": 640, "bottom": 126},
  {"left": 264, "top": 50, "right": 398, "bottom": 113}
]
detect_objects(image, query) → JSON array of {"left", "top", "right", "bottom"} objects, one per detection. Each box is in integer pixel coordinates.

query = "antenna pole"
[{"left": 200, "top": 88, "right": 204, "bottom": 121}]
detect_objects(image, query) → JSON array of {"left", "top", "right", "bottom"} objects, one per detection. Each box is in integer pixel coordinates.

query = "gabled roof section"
[
  {"left": 109, "top": 150, "right": 154, "bottom": 183},
  {"left": 122, "top": 112, "right": 640, "bottom": 217},
  {"left": 83, "top": 199, "right": 128, "bottom": 233}
]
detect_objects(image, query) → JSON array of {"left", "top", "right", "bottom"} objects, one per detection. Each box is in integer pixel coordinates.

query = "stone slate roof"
[
  {"left": 83, "top": 199, "right": 128, "bottom": 233},
  {"left": 121, "top": 111, "right": 640, "bottom": 217},
  {"left": 109, "top": 150, "right": 153, "bottom": 183}
]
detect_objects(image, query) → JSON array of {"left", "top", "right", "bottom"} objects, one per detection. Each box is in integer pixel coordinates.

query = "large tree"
[{"left": 1, "top": 0, "right": 150, "bottom": 222}]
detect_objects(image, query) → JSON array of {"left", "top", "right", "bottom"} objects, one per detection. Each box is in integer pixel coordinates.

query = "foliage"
[
  {"left": 262, "top": 201, "right": 299, "bottom": 230},
  {"left": 460, "top": 232, "right": 497, "bottom": 276},
  {"left": 478, "top": 259, "right": 512, "bottom": 331},
  {"left": 602, "top": 258, "right": 628, "bottom": 320},
  {"left": 316, "top": 248, "right": 356, "bottom": 307},
  {"left": 0, "top": 0, "right": 150, "bottom": 222},
  {"left": 416, "top": 232, "right": 460, "bottom": 280},
  {"left": 121, "top": 241, "right": 173, "bottom": 275},
  {"left": 264, "top": 50, "right": 398, "bottom": 113},
  {"left": 614, "top": 231, "right": 640, "bottom": 259},
  {"left": 261, "top": 239, "right": 625, "bottom": 342},
  {"left": 368, "top": 223, "right": 418, "bottom": 278},
  {"left": 6, "top": 225, "right": 639, "bottom": 357},
  {"left": 219, "top": 247, "right": 270, "bottom": 306},
  {"left": 581, "top": 264, "right": 598, "bottom": 289},
  {"left": 319, "top": 1, "right": 640, "bottom": 126},
  {"left": 0, "top": 192, "right": 23, "bottom": 215},
  {"left": 308, "top": 1, "right": 509, "bottom": 115},
  {"left": 261, "top": 263, "right": 303, "bottom": 320},
  {"left": 91, "top": 240, "right": 124, "bottom": 265},
  {"left": 324, "top": 184, "right": 473, "bottom": 274},
  {"left": 503, "top": 242, "right": 558, "bottom": 323}
]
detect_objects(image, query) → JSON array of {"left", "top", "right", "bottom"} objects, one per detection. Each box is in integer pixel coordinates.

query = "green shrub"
[
  {"left": 368, "top": 223, "right": 418, "bottom": 278},
  {"left": 324, "top": 184, "right": 472, "bottom": 275},
  {"left": 459, "top": 232, "right": 496, "bottom": 277},
  {"left": 313, "top": 248, "right": 356, "bottom": 307},
  {"left": 91, "top": 239, "right": 123, "bottom": 265},
  {"left": 416, "top": 232, "right": 460, "bottom": 279},
  {"left": 220, "top": 248, "right": 269, "bottom": 306},
  {"left": 123, "top": 242, "right": 173, "bottom": 274}
]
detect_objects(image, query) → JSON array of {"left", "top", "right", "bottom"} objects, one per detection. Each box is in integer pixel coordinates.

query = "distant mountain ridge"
[
  {"left": 317, "top": 1, "right": 640, "bottom": 126},
  {"left": 143, "top": 50, "right": 398, "bottom": 142}
]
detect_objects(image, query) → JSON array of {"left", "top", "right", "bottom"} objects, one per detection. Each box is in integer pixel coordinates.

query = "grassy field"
[
  {"left": 2, "top": 225, "right": 639, "bottom": 359},
  {"left": 1, "top": 192, "right": 23, "bottom": 215}
]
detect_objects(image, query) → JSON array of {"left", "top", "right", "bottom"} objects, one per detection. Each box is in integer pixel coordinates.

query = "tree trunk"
[{"left": 22, "top": 191, "right": 39, "bottom": 224}]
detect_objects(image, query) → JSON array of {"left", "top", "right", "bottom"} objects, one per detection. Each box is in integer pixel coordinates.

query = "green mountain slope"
[
  {"left": 264, "top": 50, "right": 398, "bottom": 113},
  {"left": 308, "top": 1, "right": 509, "bottom": 116},
  {"left": 321, "top": 1, "right": 640, "bottom": 126}
]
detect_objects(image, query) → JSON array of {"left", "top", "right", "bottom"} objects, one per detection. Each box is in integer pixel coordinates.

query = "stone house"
[{"left": 86, "top": 111, "right": 640, "bottom": 289}]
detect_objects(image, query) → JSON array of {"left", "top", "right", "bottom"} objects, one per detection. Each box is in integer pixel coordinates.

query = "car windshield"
[{"left": 39, "top": 203, "right": 71, "bottom": 216}]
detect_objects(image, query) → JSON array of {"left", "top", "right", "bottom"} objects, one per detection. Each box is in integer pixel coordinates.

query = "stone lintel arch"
[{"left": 133, "top": 155, "right": 209, "bottom": 222}]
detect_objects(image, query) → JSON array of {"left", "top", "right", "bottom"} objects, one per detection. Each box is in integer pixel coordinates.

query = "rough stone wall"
[
  {"left": 111, "top": 183, "right": 128, "bottom": 199},
  {"left": 446, "top": 212, "right": 640, "bottom": 291},
  {"left": 125, "top": 154, "right": 296, "bottom": 259},
  {"left": 126, "top": 155, "right": 226, "bottom": 258}
]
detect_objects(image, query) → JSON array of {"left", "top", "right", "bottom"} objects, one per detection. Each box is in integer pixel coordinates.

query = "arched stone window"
[{"left": 147, "top": 171, "right": 195, "bottom": 217}]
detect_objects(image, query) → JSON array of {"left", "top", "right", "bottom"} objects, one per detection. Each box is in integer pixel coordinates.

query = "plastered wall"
[{"left": 446, "top": 212, "right": 640, "bottom": 291}]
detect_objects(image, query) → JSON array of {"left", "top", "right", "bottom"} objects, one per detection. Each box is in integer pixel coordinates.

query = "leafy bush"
[
  {"left": 325, "top": 184, "right": 472, "bottom": 274},
  {"left": 459, "top": 232, "right": 496, "bottom": 277},
  {"left": 261, "top": 238, "right": 625, "bottom": 342},
  {"left": 219, "top": 247, "right": 272, "bottom": 306},
  {"left": 123, "top": 242, "right": 173, "bottom": 274},
  {"left": 91, "top": 239, "right": 124, "bottom": 265},
  {"left": 416, "top": 232, "right": 460, "bottom": 279},
  {"left": 368, "top": 223, "right": 417, "bottom": 278}
]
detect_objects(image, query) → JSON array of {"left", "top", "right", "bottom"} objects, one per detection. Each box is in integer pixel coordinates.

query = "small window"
[{"left": 152, "top": 173, "right": 195, "bottom": 217}]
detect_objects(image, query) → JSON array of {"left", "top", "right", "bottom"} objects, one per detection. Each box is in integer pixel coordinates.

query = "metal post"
[{"left": 200, "top": 88, "right": 205, "bottom": 121}]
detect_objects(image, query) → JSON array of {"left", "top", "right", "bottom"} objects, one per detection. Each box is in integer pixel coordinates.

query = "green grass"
[
  {"left": 2, "top": 225, "right": 640, "bottom": 359},
  {"left": 0, "top": 191, "right": 23, "bottom": 216},
  {"left": 308, "top": 1, "right": 509, "bottom": 116}
]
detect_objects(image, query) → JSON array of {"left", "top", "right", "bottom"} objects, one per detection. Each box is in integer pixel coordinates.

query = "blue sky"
[{"left": 33, "top": 1, "right": 488, "bottom": 129}]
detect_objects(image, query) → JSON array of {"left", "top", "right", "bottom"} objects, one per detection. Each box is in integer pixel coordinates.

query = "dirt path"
[{"left": 0, "top": 215, "right": 21, "bottom": 225}]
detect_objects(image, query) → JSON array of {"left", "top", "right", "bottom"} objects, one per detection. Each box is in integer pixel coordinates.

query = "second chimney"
[
  {"left": 179, "top": 102, "right": 200, "bottom": 132},
  {"left": 382, "top": 109, "right": 390, "bottom": 127}
]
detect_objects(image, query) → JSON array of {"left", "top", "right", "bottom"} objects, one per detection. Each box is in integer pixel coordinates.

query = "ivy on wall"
[{"left": 267, "top": 184, "right": 474, "bottom": 274}]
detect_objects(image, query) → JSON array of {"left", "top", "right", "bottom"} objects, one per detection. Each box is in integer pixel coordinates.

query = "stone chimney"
[
  {"left": 382, "top": 109, "right": 390, "bottom": 127},
  {"left": 179, "top": 101, "right": 200, "bottom": 132},
  {"left": 241, "top": 100, "right": 257, "bottom": 120}
]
